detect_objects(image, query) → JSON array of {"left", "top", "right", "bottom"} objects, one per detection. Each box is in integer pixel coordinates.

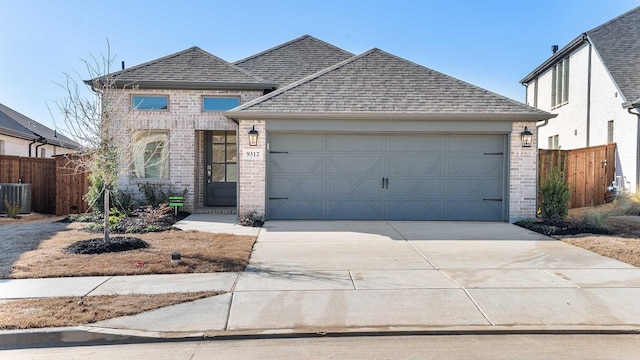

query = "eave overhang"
[
  {"left": 224, "top": 111, "right": 557, "bottom": 122},
  {"left": 521, "top": 34, "right": 589, "bottom": 85},
  {"left": 84, "top": 80, "right": 277, "bottom": 91}
]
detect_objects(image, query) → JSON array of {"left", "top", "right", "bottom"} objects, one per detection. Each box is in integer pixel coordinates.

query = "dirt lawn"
[
  {"left": 0, "top": 216, "right": 256, "bottom": 279},
  {"left": 560, "top": 214, "right": 640, "bottom": 267}
]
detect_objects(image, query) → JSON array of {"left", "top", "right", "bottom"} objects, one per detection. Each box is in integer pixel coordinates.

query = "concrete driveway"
[
  {"left": 227, "top": 221, "right": 640, "bottom": 331},
  {"left": 89, "top": 220, "right": 640, "bottom": 335}
]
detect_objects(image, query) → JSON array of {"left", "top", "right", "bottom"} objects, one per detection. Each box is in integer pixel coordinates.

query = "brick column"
[{"left": 237, "top": 120, "right": 266, "bottom": 218}]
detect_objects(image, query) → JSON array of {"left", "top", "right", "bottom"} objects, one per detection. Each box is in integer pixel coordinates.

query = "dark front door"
[{"left": 205, "top": 130, "right": 237, "bottom": 206}]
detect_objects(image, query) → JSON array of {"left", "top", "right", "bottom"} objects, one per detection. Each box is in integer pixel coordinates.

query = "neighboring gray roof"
[
  {"left": 587, "top": 6, "right": 640, "bottom": 104},
  {"left": 522, "top": 6, "right": 640, "bottom": 104},
  {"left": 233, "top": 35, "right": 354, "bottom": 87},
  {"left": 228, "top": 49, "right": 553, "bottom": 120},
  {"left": 0, "top": 103, "right": 78, "bottom": 148},
  {"left": 92, "top": 47, "right": 276, "bottom": 90}
]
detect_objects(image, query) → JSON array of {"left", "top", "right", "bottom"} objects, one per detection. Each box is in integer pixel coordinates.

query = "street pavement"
[
  {"left": 1, "top": 216, "right": 640, "bottom": 348},
  {"left": 4, "top": 335, "right": 640, "bottom": 359}
]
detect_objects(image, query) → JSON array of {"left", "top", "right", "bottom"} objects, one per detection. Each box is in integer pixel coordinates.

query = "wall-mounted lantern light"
[
  {"left": 248, "top": 125, "right": 259, "bottom": 146},
  {"left": 521, "top": 126, "right": 533, "bottom": 148}
]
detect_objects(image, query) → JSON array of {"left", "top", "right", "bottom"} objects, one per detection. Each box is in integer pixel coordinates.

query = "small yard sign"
[{"left": 169, "top": 196, "right": 184, "bottom": 215}]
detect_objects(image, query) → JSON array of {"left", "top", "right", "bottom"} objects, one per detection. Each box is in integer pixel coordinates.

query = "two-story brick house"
[
  {"left": 521, "top": 6, "right": 640, "bottom": 193},
  {"left": 98, "top": 35, "right": 553, "bottom": 222}
]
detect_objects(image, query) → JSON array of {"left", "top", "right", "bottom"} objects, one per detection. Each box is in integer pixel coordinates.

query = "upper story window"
[
  {"left": 548, "top": 135, "right": 559, "bottom": 149},
  {"left": 203, "top": 97, "right": 240, "bottom": 112},
  {"left": 607, "top": 120, "right": 614, "bottom": 143},
  {"left": 132, "top": 96, "right": 168, "bottom": 111},
  {"left": 551, "top": 57, "right": 570, "bottom": 108}
]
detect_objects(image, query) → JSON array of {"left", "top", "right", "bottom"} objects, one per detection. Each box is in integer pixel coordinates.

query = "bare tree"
[{"left": 53, "top": 43, "right": 164, "bottom": 244}]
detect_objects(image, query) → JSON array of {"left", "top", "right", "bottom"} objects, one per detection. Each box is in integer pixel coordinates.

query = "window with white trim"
[
  {"left": 607, "top": 120, "right": 614, "bottom": 143},
  {"left": 132, "top": 132, "right": 169, "bottom": 179},
  {"left": 0, "top": 140, "right": 4, "bottom": 155},
  {"left": 548, "top": 135, "right": 559, "bottom": 149},
  {"left": 551, "top": 57, "right": 569, "bottom": 108}
]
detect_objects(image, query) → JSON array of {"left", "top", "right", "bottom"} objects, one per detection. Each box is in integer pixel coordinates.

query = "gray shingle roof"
[
  {"left": 95, "top": 47, "right": 275, "bottom": 90},
  {"left": 233, "top": 35, "right": 354, "bottom": 87},
  {"left": 0, "top": 103, "right": 78, "bottom": 148},
  {"left": 587, "top": 6, "right": 640, "bottom": 103},
  {"left": 230, "top": 49, "right": 550, "bottom": 116}
]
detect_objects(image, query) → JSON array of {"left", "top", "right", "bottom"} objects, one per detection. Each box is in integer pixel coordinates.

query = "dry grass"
[
  {"left": 563, "top": 235, "right": 640, "bottom": 267},
  {"left": 560, "top": 212, "right": 640, "bottom": 267},
  {"left": 0, "top": 291, "right": 220, "bottom": 330},
  {"left": 2, "top": 220, "right": 256, "bottom": 279}
]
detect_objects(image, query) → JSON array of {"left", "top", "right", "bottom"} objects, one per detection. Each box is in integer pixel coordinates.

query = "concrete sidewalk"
[{"left": 2, "top": 218, "right": 640, "bottom": 348}]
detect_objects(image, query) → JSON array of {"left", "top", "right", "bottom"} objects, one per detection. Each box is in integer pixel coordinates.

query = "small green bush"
[
  {"left": 108, "top": 208, "right": 127, "bottom": 231},
  {"left": 3, "top": 197, "right": 21, "bottom": 219},
  {"left": 581, "top": 209, "right": 609, "bottom": 229},
  {"left": 85, "top": 174, "right": 108, "bottom": 212},
  {"left": 539, "top": 151, "right": 570, "bottom": 220}
]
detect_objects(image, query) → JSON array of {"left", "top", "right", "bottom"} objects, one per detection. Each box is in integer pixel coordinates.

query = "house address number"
[{"left": 243, "top": 150, "right": 263, "bottom": 160}]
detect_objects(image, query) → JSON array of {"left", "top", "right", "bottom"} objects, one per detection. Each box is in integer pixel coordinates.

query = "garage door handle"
[{"left": 382, "top": 177, "right": 389, "bottom": 189}]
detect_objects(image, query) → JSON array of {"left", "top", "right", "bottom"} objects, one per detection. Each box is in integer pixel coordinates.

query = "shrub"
[
  {"left": 581, "top": 209, "right": 610, "bottom": 229},
  {"left": 115, "top": 189, "right": 138, "bottom": 215},
  {"left": 85, "top": 173, "right": 108, "bottom": 212},
  {"left": 612, "top": 191, "right": 640, "bottom": 216},
  {"left": 3, "top": 196, "right": 21, "bottom": 219},
  {"left": 133, "top": 204, "right": 173, "bottom": 226},
  {"left": 238, "top": 210, "right": 264, "bottom": 227},
  {"left": 539, "top": 151, "right": 570, "bottom": 220},
  {"left": 138, "top": 183, "right": 187, "bottom": 207}
]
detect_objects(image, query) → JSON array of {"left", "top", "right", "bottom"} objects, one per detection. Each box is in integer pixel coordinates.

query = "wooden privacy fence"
[
  {"left": 539, "top": 143, "right": 616, "bottom": 208},
  {"left": 0, "top": 155, "right": 90, "bottom": 215}
]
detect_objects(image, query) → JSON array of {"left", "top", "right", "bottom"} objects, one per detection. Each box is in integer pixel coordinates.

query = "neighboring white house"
[
  {"left": 0, "top": 102, "right": 78, "bottom": 157},
  {"left": 95, "top": 35, "right": 553, "bottom": 222},
  {"left": 521, "top": 6, "right": 640, "bottom": 193}
]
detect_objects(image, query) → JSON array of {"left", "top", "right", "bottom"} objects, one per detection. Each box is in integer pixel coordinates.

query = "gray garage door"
[{"left": 267, "top": 133, "right": 507, "bottom": 221}]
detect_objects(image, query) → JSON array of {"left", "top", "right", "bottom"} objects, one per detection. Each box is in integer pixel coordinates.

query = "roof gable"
[
  {"left": 100, "top": 47, "right": 275, "bottom": 90},
  {"left": 522, "top": 6, "right": 640, "bottom": 103},
  {"left": 587, "top": 6, "right": 640, "bottom": 103},
  {"left": 0, "top": 103, "right": 77, "bottom": 148},
  {"left": 233, "top": 35, "right": 354, "bottom": 87},
  {"left": 230, "top": 49, "right": 550, "bottom": 118}
]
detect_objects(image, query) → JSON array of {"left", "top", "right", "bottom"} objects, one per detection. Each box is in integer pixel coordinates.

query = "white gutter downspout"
[{"left": 627, "top": 105, "right": 640, "bottom": 192}]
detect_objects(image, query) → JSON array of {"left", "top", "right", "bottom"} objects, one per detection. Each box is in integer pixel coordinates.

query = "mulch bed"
[
  {"left": 515, "top": 219, "right": 613, "bottom": 236},
  {"left": 65, "top": 237, "right": 149, "bottom": 255}
]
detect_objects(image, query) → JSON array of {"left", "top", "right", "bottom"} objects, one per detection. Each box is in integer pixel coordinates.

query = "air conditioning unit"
[{"left": 0, "top": 183, "right": 32, "bottom": 214}]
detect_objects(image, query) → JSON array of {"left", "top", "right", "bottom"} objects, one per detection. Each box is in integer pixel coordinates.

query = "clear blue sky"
[{"left": 1, "top": 0, "right": 639, "bottom": 131}]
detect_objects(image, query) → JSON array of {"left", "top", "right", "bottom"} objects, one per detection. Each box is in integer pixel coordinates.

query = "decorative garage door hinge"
[{"left": 483, "top": 198, "right": 503, "bottom": 201}]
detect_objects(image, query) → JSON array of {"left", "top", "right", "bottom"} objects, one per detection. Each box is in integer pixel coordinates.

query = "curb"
[{"left": 2, "top": 325, "right": 640, "bottom": 349}]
